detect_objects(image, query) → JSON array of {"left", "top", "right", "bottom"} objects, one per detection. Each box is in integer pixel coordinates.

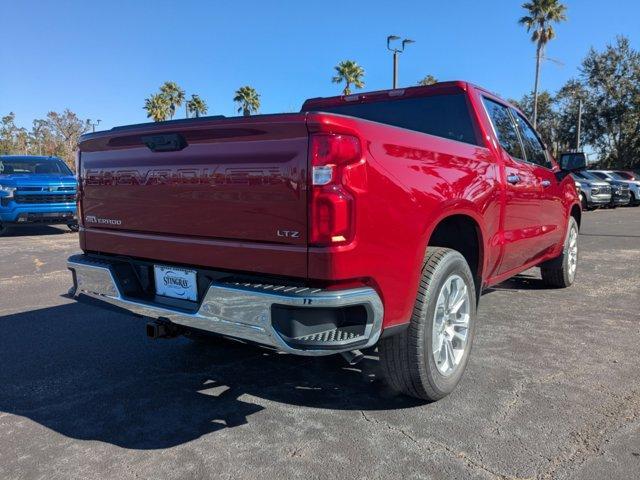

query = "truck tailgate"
[{"left": 78, "top": 114, "right": 309, "bottom": 276}]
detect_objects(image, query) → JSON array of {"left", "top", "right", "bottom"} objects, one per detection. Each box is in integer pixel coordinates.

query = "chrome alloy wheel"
[
  {"left": 432, "top": 274, "right": 470, "bottom": 376},
  {"left": 567, "top": 226, "right": 578, "bottom": 280}
]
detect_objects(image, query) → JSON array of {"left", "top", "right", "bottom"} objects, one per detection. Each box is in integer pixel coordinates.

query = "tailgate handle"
[{"left": 142, "top": 134, "right": 187, "bottom": 152}]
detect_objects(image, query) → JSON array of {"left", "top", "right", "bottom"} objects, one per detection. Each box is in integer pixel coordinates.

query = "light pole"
[
  {"left": 387, "top": 35, "right": 415, "bottom": 89},
  {"left": 90, "top": 119, "right": 101, "bottom": 133},
  {"left": 575, "top": 99, "right": 583, "bottom": 152}
]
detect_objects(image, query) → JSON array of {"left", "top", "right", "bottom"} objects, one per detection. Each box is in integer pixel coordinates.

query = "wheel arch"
[{"left": 425, "top": 212, "right": 485, "bottom": 297}]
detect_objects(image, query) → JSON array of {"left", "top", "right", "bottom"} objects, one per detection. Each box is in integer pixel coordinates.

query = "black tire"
[
  {"left": 67, "top": 222, "right": 79, "bottom": 232},
  {"left": 0, "top": 223, "right": 10, "bottom": 237},
  {"left": 631, "top": 192, "right": 639, "bottom": 207},
  {"left": 540, "top": 216, "right": 579, "bottom": 288},
  {"left": 379, "top": 247, "right": 477, "bottom": 401}
]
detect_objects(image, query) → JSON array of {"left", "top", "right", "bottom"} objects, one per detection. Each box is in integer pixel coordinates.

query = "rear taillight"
[{"left": 309, "top": 133, "right": 364, "bottom": 246}]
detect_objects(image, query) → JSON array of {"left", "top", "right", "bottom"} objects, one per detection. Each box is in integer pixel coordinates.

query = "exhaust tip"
[{"left": 341, "top": 349, "right": 364, "bottom": 365}]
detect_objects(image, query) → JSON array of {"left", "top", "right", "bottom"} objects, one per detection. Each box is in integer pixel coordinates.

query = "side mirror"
[
  {"left": 556, "top": 152, "right": 587, "bottom": 182},
  {"left": 559, "top": 152, "right": 587, "bottom": 172}
]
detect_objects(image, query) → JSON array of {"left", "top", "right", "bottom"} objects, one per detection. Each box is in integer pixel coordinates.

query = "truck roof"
[
  {"left": 301, "top": 80, "right": 519, "bottom": 116},
  {"left": 301, "top": 81, "right": 476, "bottom": 111}
]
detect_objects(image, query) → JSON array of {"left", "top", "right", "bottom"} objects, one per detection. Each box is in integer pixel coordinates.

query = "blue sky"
[{"left": 1, "top": 0, "right": 638, "bottom": 131}]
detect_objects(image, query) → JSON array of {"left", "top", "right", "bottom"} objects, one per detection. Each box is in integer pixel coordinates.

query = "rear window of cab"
[{"left": 308, "top": 93, "right": 481, "bottom": 146}]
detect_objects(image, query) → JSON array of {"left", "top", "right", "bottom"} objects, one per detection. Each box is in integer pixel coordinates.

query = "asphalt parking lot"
[{"left": 1, "top": 208, "right": 639, "bottom": 480}]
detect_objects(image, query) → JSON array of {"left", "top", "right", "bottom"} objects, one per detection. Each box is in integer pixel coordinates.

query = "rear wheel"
[
  {"left": 540, "top": 217, "right": 579, "bottom": 288},
  {"left": 379, "top": 247, "right": 477, "bottom": 401},
  {"left": 67, "top": 221, "right": 79, "bottom": 232},
  {"left": 0, "top": 223, "right": 10, "bottom": 237}
]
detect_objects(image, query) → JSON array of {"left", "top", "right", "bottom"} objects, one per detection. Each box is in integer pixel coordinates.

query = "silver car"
[
  {"left": 590, "top": 170, "right": 640, "bottom": 206},
  {"left": 572, "top": 171, "right": 612, "bottom": 210}
]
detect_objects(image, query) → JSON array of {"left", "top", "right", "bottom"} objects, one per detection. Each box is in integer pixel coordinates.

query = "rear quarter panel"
[{"left": 307, "top": 113, "right": 501, "bottom": 328}]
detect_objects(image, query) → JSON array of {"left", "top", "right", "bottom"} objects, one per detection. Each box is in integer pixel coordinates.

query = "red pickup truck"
[{"left": 68, "top": 81, "right": 582, "bottom": 401}]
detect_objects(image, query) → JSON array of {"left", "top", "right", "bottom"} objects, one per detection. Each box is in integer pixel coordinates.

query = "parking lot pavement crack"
[
  {"left": 538, "top": 388, "right": 640, "bottom": 480},
  {"left": 358, "top": 411, "right": 522, "bottom": 480},
  {"left": 493, "top": 372, "right": 566, "bottom": 437}
]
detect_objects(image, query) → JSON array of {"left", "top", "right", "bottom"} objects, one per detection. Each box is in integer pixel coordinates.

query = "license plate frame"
[{"left": 153, "top": 265, "right": 198, "bottom": 302}]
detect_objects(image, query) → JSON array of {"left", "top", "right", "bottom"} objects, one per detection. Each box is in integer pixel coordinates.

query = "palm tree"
[
  {"left": 519, "top": 0, "right": 567, "bottom": 127},
  {"left": 186, "top": 94, "right": 208, "bottom": 118},
  {"left": 233, "top": 86, "right": 260, "bottom": 116},
  {"left": 159, "top": 81, "right": 185, "bottom": 119},
  {"left": 332, "top": 60, "right": 365, "bottom": 95},
  {"left": 144, "top": 94, "right": 170, "bottom": 122},
  {"left": 417, "top": 75, "right": 438, "bottom": 86}
]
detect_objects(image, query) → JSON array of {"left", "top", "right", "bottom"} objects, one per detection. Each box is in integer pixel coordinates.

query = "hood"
[
  {"left": 0, "top": 174, "right": 77, "bottom": 189},
  {"left": 590, "top": 177, "right": 627, "bottom": 187},
  {"left": 606, "top": 178, "right": 637, "bottom": 187},
  {"left": 576, "top": 179, "right": 609, "bottom": 187},
  {"left": 606, "top": 180, "right": 628, "bottom": 187}
]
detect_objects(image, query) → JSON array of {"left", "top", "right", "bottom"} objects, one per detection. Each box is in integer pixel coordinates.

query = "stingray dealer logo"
[
  {"left": 162, "top": 271, "right": 191, "bottom": 291},
  {"left": 153, "top": 265, "right": 197, "bottom": 301},
  {"left": 85, "top": 215, "right": 122, "bottom": 225}
]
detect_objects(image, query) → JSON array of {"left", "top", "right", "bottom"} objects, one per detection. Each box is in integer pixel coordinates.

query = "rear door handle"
[
  {"left": 540, "top": 180, "right": 551, "bottom": 188},
  {"left": 507, "top": 174, "right": 521, "bottom": 185}
]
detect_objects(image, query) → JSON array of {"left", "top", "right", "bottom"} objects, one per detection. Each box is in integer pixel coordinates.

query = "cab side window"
[
  {"left": 513, "top": 113, "right": 552, "bottom": 169},
  {"left": 482, "top": 98, "right": 524, "bottom": 161}
]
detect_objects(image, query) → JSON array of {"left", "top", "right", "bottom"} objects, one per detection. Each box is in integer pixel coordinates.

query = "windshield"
[{"left": 0, "top": 158, "right": 72, "bottom": 176}]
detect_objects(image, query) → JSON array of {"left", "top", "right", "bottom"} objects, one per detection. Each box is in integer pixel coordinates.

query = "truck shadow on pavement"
[
  {"left": 2, "top": 225, "right": 71, "bottom": 237},
  {"left": 0, "top": 299, "right": 420, "bottom": 450},
  {"left": 484, "top": 272, "right": 550, "bottom": 293}
]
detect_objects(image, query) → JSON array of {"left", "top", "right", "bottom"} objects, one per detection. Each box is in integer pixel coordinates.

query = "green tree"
[
  {"left": 159, "top": 81, "right": 185, "bottom": 119},
  {"left": 1, "top": 110, "right": 90, "bottom": 168},
  {"left": 45, "top": 109, "right": 91, "bottom": 168},
  {"left": 31, "top": 119, "right": 51, "bottom": 155},
  {"left": 0, "top": 113, "right": 23, "bottom": 154},
  {"left": 579, "top": 36, "right": 640, "bottom": 168},
  {"left": 417, "top": 75, "right": 438, "bottom": 86},
  {"left": 186, "top": 94, "right": 208, "bottom": 118},
  {"left": 144, "top": 94, "right": 170, "bottom": 122},
  {"left": 233, "top": 86, "right": 261, "bottom": 116},
  {"left": 332, "top": 60, "right": 365, "bottom": 95},
  {"left": 554, "top": 79, "right": 588, "bottom": 152},
  {"left": 519, "top": 0, "right": 567, "bottom": 127}
]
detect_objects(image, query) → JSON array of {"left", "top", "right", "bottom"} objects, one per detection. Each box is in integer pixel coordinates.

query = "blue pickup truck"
[{"left": 0, "top": 155, "right": 78, "bottom": 235}]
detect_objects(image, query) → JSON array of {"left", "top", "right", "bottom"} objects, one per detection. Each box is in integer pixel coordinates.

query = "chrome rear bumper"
[{"left": 67, "top": 254, "right": 383, "bottom": 356}]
